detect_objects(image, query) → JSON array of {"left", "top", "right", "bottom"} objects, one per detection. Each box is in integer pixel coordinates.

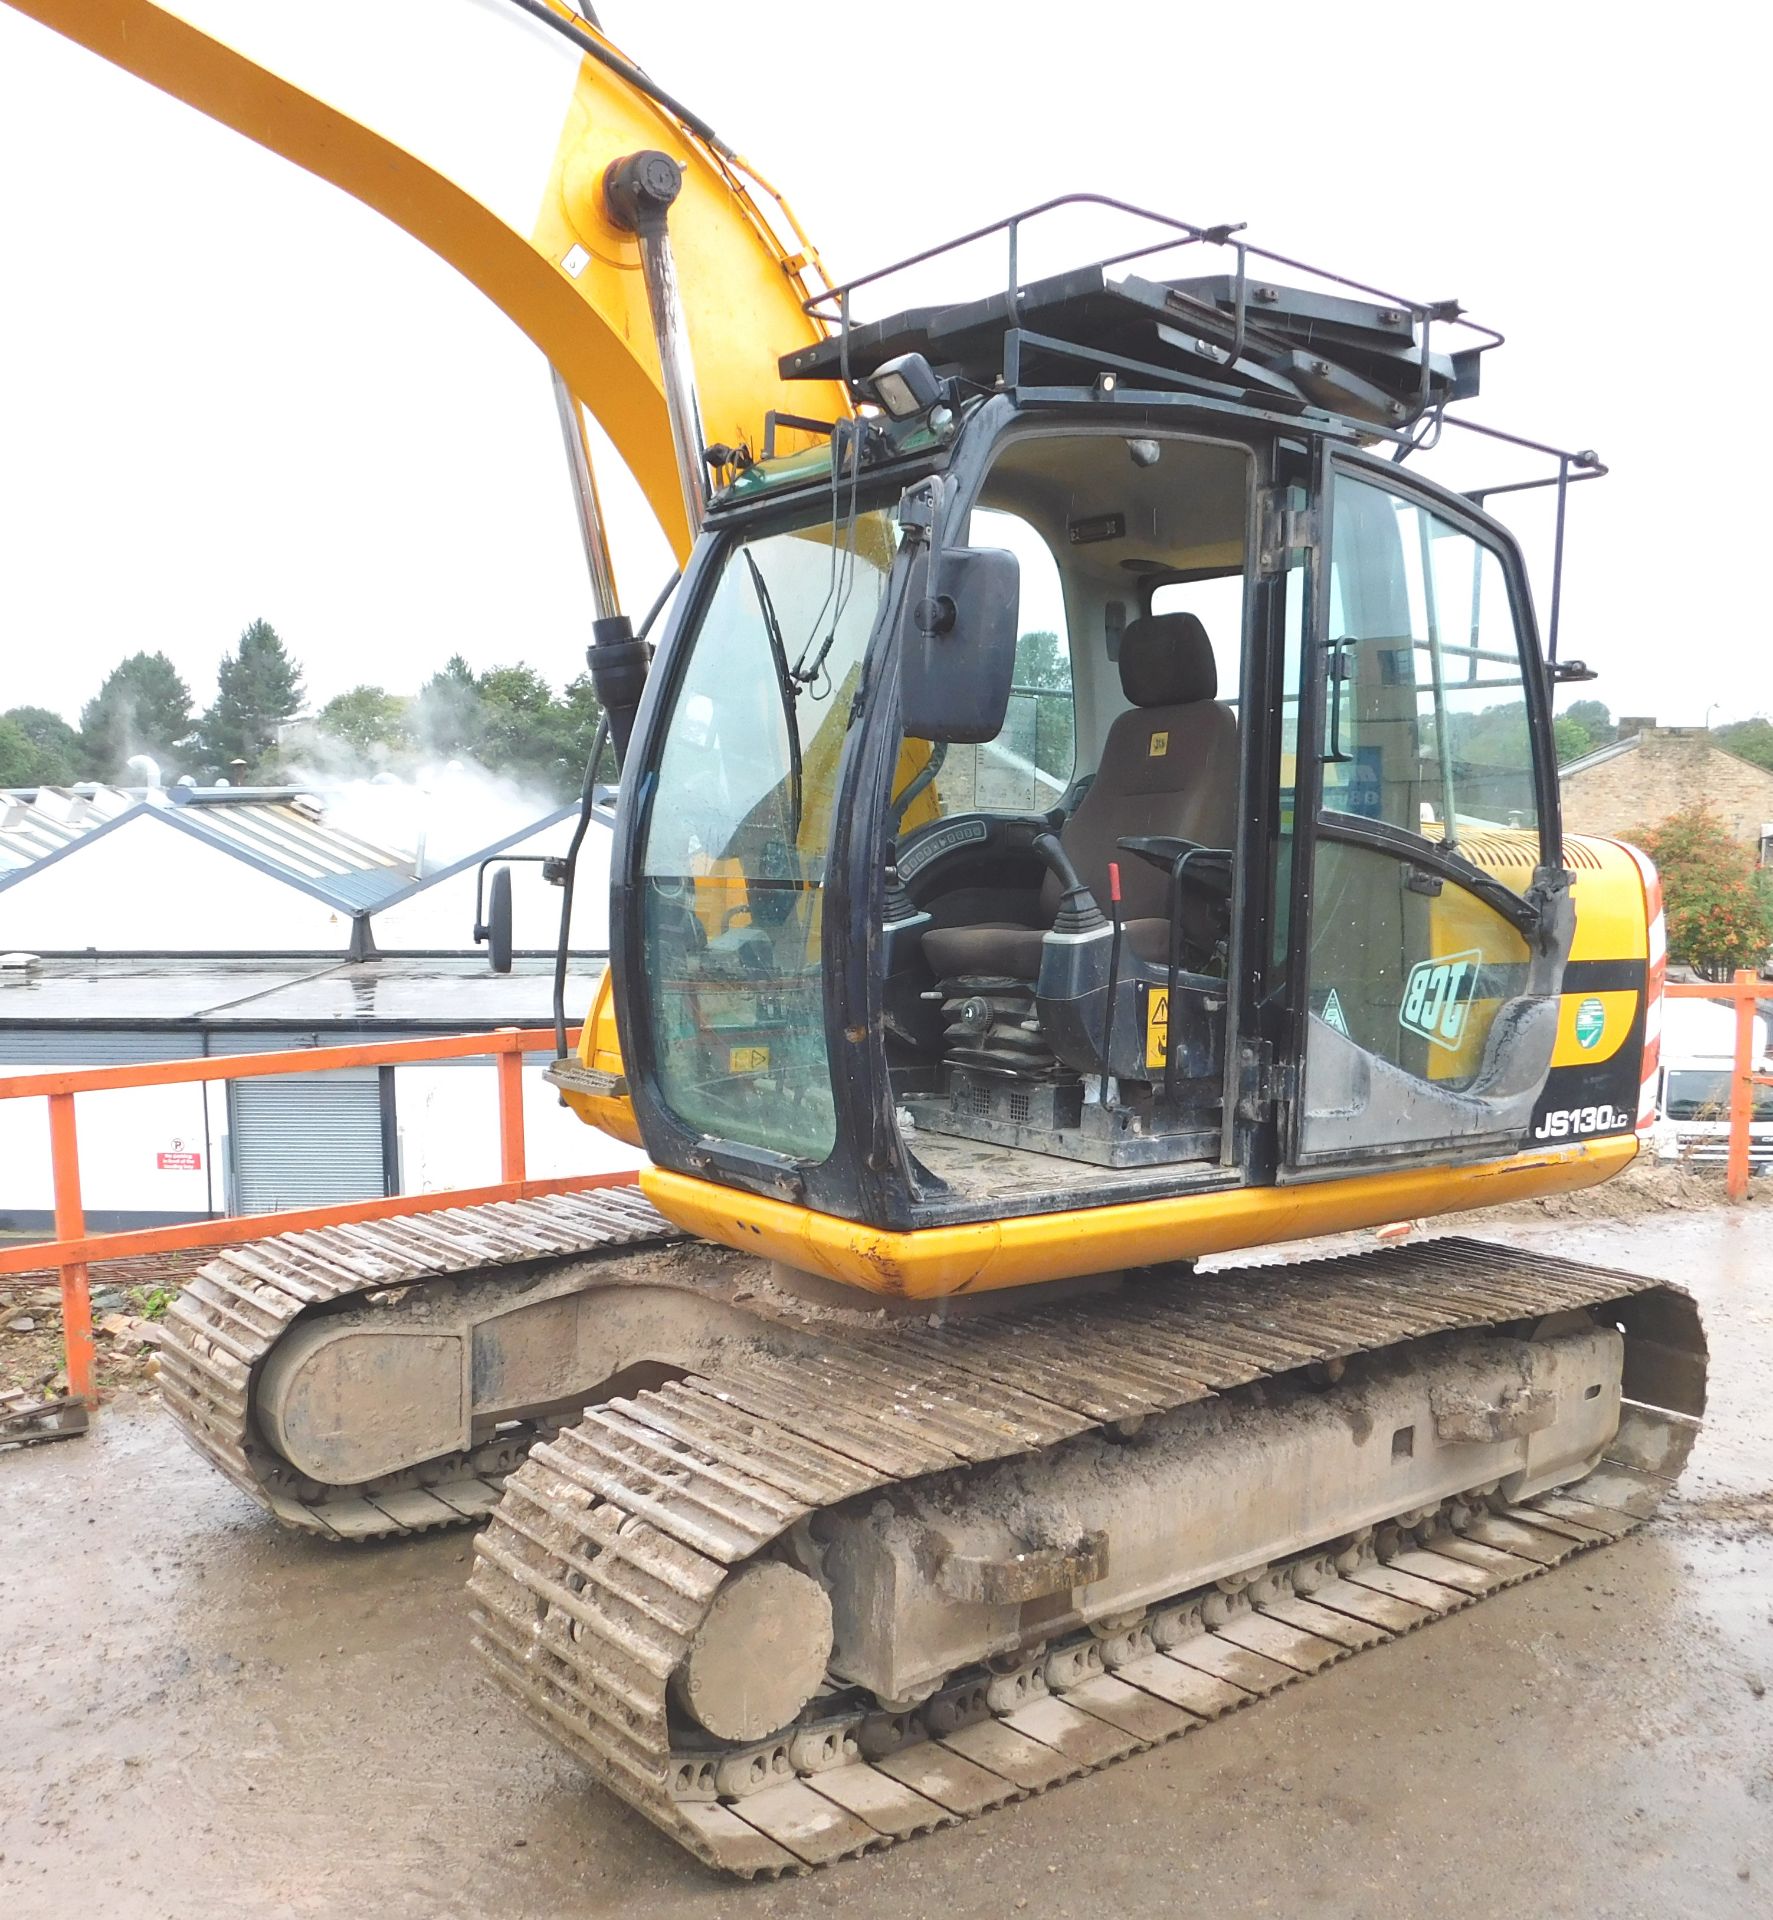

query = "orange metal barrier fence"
[
  {"left": 1663, "top": 970, "right": 1773, "bottom": 1203},
  {"left": 0, "top": 1027, "right": 637, "bottom": 1407},
  {"left": 12, "top": 981, "right": 1766, "bottom": 1406}
]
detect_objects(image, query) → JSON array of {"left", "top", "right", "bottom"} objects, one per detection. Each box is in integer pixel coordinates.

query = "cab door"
[{"left": 1282, "top": 459, "right": 1572, "bottom": 1173}]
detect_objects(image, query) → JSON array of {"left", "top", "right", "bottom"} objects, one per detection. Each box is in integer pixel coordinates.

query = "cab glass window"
[
  {"left": 905, "top": 506, "right": 1073, "bottom": 821},
  {"left": 1299, "top": 472, "right": 1547, "bottom": 1127},
  {"left": 1664, "top": 1070, "right": 1773, "bottom": 1122},
  {"left": 639, "top": 503, "right": 898, "bottom": 1161},
  {"left": 1324, "top": 478, "right": 1538, "bottom": 861}
]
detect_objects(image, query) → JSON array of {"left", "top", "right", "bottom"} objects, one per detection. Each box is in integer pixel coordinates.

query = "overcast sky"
[{"left": 0, "top": 1, "right": 1765, "bottom": 734}]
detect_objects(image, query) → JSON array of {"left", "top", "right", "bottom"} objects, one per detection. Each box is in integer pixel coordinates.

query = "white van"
[{"left": 1653, "top": 996, "right": 1773, "bottom": 1171}]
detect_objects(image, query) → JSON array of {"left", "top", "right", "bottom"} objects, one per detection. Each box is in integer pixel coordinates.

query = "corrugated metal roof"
[
  {"left": 0, "top": 782, "right": 584, "bottom": 927},
  {"left": 0, "top": 784, "right": 423, "bottom": 914},
  {"left": 165, "top": 794, "right": 416, "bottom": 910},
  {"left": 0, "top": 785, "right": 135, "bottom": 872}
]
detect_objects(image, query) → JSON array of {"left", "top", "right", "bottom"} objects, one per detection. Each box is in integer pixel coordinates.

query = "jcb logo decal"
[{"left": 1399, "top": 950, "right": 1482, "bottom": 1051}]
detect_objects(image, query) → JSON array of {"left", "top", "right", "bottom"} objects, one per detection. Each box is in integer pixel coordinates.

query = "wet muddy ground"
[{"left": 3, "top": 1207, "right": 1770, "bottom": 1920}]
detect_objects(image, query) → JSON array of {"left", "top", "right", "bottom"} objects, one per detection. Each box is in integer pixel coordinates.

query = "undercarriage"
[{"left": 162, "top": 1201, "right": 1704, "bottom": 1875}]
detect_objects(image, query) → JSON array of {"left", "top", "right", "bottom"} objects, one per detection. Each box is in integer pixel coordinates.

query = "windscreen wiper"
[{"left": 744, "top": 549, "right": 804, "bottom": 837}]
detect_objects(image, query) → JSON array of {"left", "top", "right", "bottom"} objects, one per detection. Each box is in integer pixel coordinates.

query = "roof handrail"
[{"left": 804, "top": 189, "right": 1503, "bottom": 362}]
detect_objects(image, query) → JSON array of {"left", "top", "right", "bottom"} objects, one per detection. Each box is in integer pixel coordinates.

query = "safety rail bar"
[
  {"left": 804, "top": 190, "right": 1505, "bottom": 360},
  {"left": 805, "top": 190, "right": 1506, "bottom": 452},
  {"left": 1663, "top": 972, "right": 1773, "bottom": 1202},
  {"left": 0, "top": 1026, "right": 636, "bottom": 1409}
]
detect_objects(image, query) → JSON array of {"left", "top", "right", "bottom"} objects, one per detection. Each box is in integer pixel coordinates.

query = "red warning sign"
[{"left": 156, "top": 1149, "right": 201, "bottom": 1171}]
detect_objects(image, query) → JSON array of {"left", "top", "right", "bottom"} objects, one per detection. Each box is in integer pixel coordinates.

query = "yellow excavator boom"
[{"left": 6, "top": 0, "right": 844, "bottom": 559}]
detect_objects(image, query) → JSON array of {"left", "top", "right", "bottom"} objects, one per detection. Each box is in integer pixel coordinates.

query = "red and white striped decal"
[{"left": 1619, "top": 841, "right": 1665, "bottom": 1129}]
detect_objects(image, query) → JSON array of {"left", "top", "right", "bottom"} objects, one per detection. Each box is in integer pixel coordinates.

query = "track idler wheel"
[{"left": 672, "top": 1561, "right": 834, "bottom": 1742}]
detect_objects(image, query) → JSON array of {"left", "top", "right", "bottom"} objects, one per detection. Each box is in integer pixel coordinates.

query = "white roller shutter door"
[{"left": 228, "top": 1072, "right": 387, "bottom": 1213}]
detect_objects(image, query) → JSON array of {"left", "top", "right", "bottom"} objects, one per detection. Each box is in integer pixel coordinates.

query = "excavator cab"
[{"left": 606, "top": 241, "right": 1599, "bottom": 1257}]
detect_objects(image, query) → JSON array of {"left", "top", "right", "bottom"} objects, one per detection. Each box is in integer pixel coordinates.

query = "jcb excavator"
[{"left": 14, "top": 0, "right": 1705, "bottom": 1877}]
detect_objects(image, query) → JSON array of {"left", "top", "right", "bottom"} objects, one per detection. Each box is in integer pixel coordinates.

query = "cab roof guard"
[
  {"left": 792, "top": 192, "right": 1503, "bottom": 430},
  {"left": 784, "top": 192, "right": 1604, "bottom": 678}
]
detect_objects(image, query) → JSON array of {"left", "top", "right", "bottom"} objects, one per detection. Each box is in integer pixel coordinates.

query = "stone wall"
[{"left": 1561, "top": 730, "right": 1773, "bottom": 849}]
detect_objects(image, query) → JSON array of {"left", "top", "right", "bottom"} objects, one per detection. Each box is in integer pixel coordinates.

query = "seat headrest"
[{"left": 1118, "top": 612, "right": 1216, "bottom": 708}]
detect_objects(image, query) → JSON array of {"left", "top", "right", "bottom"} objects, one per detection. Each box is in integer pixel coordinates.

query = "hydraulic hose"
[
  {"left": 552, "top": 569, "right": 679, "bottom": 1063},
  {"left": 498, "top": 0, "right": 737, "bottom": 159},
  {"left": 554, "top": 714, "right": 611, "bottom": 1063}
]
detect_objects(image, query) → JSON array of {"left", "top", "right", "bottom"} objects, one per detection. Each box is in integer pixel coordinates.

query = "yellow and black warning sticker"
[
  {"left": 1145, "top": 987, "right": 1169, "bottom": 1071},
  {"left": 728, "top": 1045, "right": 771, "bottom": 1073}
]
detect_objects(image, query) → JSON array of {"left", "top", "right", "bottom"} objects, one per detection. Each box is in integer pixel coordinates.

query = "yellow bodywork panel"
[
  {"left": 1549, "top": 989, "right": 1638, "bottom": 1068},
  {"left": 1421, "top": 881, "right": 1532, "bottom": 1083},
  {"left": 10, "top": 0, "right": 845, "bottom": 560},
  {"left": 1551, "top": 831, "right": 1652, "bottom": 1066},
  {"left": 1562, "top": 834, "right": 1651, "bottom": 964},
  {"left": 559, "top": 968, "right": 642, "bottom": 1147},
  {"left": 1456, "top": 830, "right": 1648, "bottom": 965},
  {"left": 1438, "top": 828, "right": 1649, "bottom": 1078},
  {"left": 893, "top": 740, "right": 942, "bottom": 834},
  {"left": 644, "top": 1135, "right": 1636, "bottom": 1300}
]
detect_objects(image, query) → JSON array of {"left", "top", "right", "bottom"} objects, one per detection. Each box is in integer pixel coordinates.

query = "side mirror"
[
  {"left": 898, "top": 546, "right": 1019, "bottom": 744},
  {"left": 474, "top": 864, "right": 514, "bottom": 974}
]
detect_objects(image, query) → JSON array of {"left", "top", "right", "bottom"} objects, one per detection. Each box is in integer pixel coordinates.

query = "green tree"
[
  {"left": 316, "top": 685, "right": 409, "bottom": 760},
  {"left": 560, "top": 671, "right": 604, "bottom": 735},
  {"left": 1563, "top": 698, "right": 1614, "bottom": 747},
  {"left": 1443, "top": 699, "right": 1532, "bottom": 771},
  {"left": 474, "top": 664, "right": 584, "bottom": 795},
  {"left": 1553, "top": 715, "right": 1594, "bottom": 764},
  {"left": 200, "top": 619, "right": 304, "bottom": 775},
  {"left": 0, "top": 718, "right": 42, "bottom": 787},
  {"left": 1637, "top": 803, "right": 1773, "bottom": 980},
  {"left": 1009, "top": 631, "right": 1073, "bottom": 781},
  {"left": 78, "top": 651, "right": 195, "bottom": 779},
  {"left": 560, "top": 672, "right": 608, "bottom": 783},
  {"left": 404, "top": 657, "right": 599, "bottom": 799},
  {"left": 1715, "top": 717, "right": 1773, "bottom": 773},
  {"left": 410, "top": 655, "right": 483, "bottom": 758},
  {"left": 0, "top": 705, "right": 79, "bottom": 785},
  {"left": 1013, "top": 629, "right": 1070, "bottom": 691}
]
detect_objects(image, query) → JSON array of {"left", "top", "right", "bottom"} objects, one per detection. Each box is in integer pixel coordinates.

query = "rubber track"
[
  {"left": 157, "top": 1185, "right": 681, "bottom": 1537},
  {"left": 466, "top": 1237, "right": 1703, "bottom": 1876}
]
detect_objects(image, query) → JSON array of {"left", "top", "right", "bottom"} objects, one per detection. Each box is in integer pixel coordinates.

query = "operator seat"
[{"left": 921, "top": 611, "right": 1239, "bottom": 981}]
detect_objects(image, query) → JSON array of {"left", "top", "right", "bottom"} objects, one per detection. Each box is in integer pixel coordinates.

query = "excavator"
[{"left": 11, "top": 0, "right": 1706, "bottom": 1877}]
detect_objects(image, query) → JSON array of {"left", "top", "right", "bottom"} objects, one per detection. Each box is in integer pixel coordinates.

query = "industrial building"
[
  {"left": 0, "top": 780, "right": 633, "bottom": 1234},
  {"left": 0, "top": 776, "right": 611, "bottom": 955}
]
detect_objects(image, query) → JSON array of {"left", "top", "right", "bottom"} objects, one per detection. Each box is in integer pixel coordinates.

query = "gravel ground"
[{"left": 1, "top": 1206, "right": 1769, "bottom": 1920}]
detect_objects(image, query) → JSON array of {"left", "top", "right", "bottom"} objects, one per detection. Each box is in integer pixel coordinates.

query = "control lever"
[
  {"left": 1034, "top": 833, "right": 1117, "bottom": 1088},
  {"left": 1032, "top": 832, "right": 1107, "bottom": 935},
  {"left": 1101, "top": 860, "right": 1124, "bottom": 1095}
]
